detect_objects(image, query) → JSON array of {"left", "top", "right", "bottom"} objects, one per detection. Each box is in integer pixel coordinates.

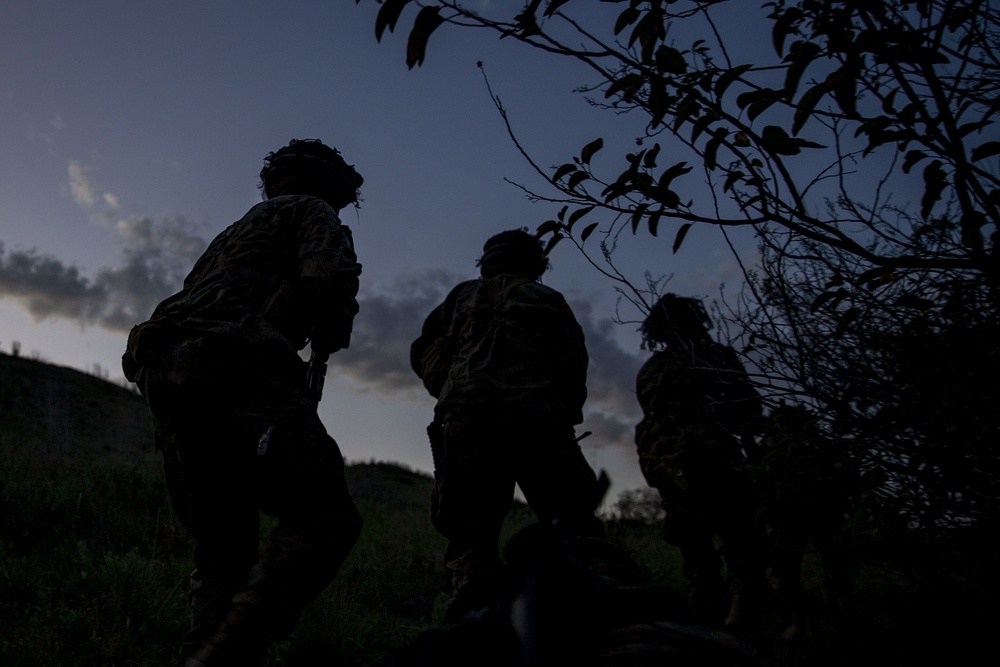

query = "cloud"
[
  {"left": 68, "top": 160, "right": 121, "bottom": 222},
  {"left": 570, "top": 296, "right": 643, "bottom": 417},
  {"left": 0, "top": 215, "right": 206, "bottom": 332},
  {"left": 333, "top": 269, "right": 463, "bottom": 395},
  {"left": 579, "top": 409, "right": 636, "bottom": 451},
  {"left": 68, "top": 161, "right": 97, "bottom": 208}
]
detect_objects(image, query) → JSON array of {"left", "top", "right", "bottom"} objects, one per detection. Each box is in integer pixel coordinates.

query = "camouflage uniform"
[
  {"left": 634, "top": 339, "right": 764, "bottom": 627},
  {"left": 122, "top": 194, "right": 362, "bottom": 662},
  {"left": 411, "top": 274, "right": 603, "bottom": 618}
]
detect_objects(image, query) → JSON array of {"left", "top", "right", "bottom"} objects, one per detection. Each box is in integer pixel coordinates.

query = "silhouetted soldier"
[
  {"left": 634, "top": 294, "right": 765, "bottom": 631},
  {"left": 122, "top": 139, "right": 364, "bottom": 666},
  {"left": 410, "top": 229, "right": 604, "bottom": 622},
  {"left": 753, "top": 403, "right": 859, "bottom": 638}
]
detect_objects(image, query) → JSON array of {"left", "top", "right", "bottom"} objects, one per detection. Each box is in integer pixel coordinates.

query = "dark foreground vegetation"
[{"left": 0, "top": 352, "right": 992, "bottom": 666}]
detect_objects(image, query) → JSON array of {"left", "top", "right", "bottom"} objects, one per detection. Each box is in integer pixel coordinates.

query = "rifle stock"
[{"left": 306, "top": 351, "right": 329, "bottom": 405}]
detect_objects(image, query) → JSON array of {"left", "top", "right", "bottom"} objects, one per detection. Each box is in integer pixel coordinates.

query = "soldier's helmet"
[
  {"left": 259, "top": 138, "right": 364, "bottom": 211},
  {"left": 641, "top": 293, "right": 712, "bottom": 348},
  {"left": 477, "top": 228, "right": 549, "bottom": 280}
]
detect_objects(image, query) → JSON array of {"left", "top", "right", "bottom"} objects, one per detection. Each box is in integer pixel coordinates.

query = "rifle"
[
  {"left": 306, "top": 349, "right": 330, "bottom": 406},
  {"left": 260, "top": 349, "right": 328, "bottom": 458}
]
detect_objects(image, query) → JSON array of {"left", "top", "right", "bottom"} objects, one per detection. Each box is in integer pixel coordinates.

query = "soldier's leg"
[
  {"left": 663, "top": 500, "right": 725, "bottom": 627},
  {"left": 178, "top": 430, "right": 261, "bottom": 663},
  {"left": 251, "top": 418, "right": 362, "bottom": 639},
  {"left": 694, "top": 465, "right": 767, "bottom": 632},
  {"left": 185, "top": 414, "right": 361, "bottom": 667},
  {"left": 431, "top": 417, "right": 513, "bottom": 620},
  {"left": 512, "top": 416, "right": 604, "bottom": 538},
  {"left": 138, "top": 336, "right": 262, "bottom": 663}
]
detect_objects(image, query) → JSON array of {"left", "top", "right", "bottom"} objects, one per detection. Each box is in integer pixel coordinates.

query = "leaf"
[
  {"left": 827, "top": 63, "right": 858, "bottom": 117},
  {"left": 648, "top": 214, "right": 661, "bottom": 237},
  {"left": 536, "top": 220, "right": 562, "bottom": 237},
  {"left": 630, "top": 204, "right": 650, "bottom": 234},
  {"left": 782, "top": 40, "right": 822, "bottom": 101},
  {"left": 771, "top": 6, "right": 803, "bottom": 56},
  {"left": 647, "top": 210, "right": 662, "bottom": 238},
  {"left": 580, "top": 137, "right": 604, "bottom": 165},
  {"left": 690, "top": 113, "right": 716, "bottom": 144},
  {"left": 793, "top": 82, "right": 828, "bottom": 135},
  {"left": 406, "top": 6, "right": 445, "bottom": 68},
  {"left": 643, "top": 143, "right": 661, "bottom": 169},
  {"left": 794, "top": 138, "right": 826, "bottom": 150},
  {"left": 655, "top": 45, "right": 687, "bottom": 75},
  {"left": 672, "top": 94, "right": 701, "bottom": 132},
  {"left": 580, "top": 222, "right": 599, "bottom": 242},
  {"left": 723, "top": 170, "right": 745, "bottom": 193},
  {"left": 672, "top": 223, "right": 692, "bottom": 253},
  {"left": 903, "top": 150, "right": 926, "bottom": 174},
  {"left": 747, "top": 90, "right": 782, "bottom": 122},
  {"left": 736, "top": 89, "right": 759, "bottom": 110},
  {"left": 658, "top": 188, "right": 680, "bottom": 208},
  {"left": 605, "top": 73, "right": 644, "bottom": 100},
  {"left": 657, "top": 161, "right": 692, "bottom": 190},
  {"left": 760, "top": 125, "right": 800, "bottom": 155},
  {"left": 375, "top": 0, "right": 412, "bottom": 42},
  {"left": 971, "top": 141, "right": 1000, "bottom": 163},
  {"left": 553, "top": 163, "right": 577, "bottom": 182},
  {"left": 958, "top": 120, "right": 993, "bottom": 139},
  {"left": 713, "top": 64, "right": 752, "bottom": 97},
  {"left": 567, "top": 170, "right": 590, "bottom": 191},
  {"left": 881, "top": 88, "right": 899, "bottom": 114},
  {"left": 566, "top": 205, "right": 595, "bottom": 231},
  {"left": 704, "top": 131, "right": 726, "bottom": 170},
  {"left": 544, "top": 0, "right": 572, "bottom": 17},
  {"left": 920, "top": 160, "right": 947, "bottom": 220},
  {"left": 614, "top": 7, "right": 641, "bottom": 36}
]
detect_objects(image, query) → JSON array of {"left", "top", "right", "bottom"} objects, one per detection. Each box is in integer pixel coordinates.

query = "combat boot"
[{"left": 183, "top": 592, "right": 270, "bottom": 667}]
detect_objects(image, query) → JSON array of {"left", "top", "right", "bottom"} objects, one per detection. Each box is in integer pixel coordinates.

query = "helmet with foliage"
[
  {"left": 641, "top": 293, "right": 713, "bottom": 349},
  {"left": 259, "top": 138, "right": 364, "bottom": 211},
  {"left": 477, "top": 228, "right": 549, "bottom": 280}
]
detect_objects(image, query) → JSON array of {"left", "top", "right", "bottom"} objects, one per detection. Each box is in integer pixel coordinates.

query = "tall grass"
[
  {"left": 0, "top": 438, "right": 190, "bottom": 666},
  {"left": 4, "top": 427, "right": 985, "bottom": 666}
]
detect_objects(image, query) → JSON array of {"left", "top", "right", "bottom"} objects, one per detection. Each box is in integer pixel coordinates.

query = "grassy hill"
[
  {"left": 0, "top": 352, "right": 153, "bottom": 460},
  {"left": 0, "top": 353, "right": 648, "bottom": 666},
  {"left": 1, "top": 352, "right": 988, "bottom": 666}
]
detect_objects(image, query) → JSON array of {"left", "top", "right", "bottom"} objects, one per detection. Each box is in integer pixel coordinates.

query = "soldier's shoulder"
[
  {"left": 249, "top": 195, "right": 339, "bottom": 220},
  {"left": 510, "top": 278, "right": 569, "bottom": 303},
  {"left": 449, "top": 278, "right": 482, "bottom": 296},
  {"left": 641, "top": 349, "right": 687, "bottom": 373},
  {"left": 438, "top": 279, "right": 482, "bottom": 308}
]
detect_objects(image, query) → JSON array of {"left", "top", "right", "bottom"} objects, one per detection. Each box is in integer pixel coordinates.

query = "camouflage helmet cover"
[
  {"left": 259, "top": 138, "right": 364, "bottom": 209},
  {"left": 641, "top": 293, "right": 712, "bottom": 348},
  {"left": 477, "top": 228, "right": 549, "bottom": 280}
]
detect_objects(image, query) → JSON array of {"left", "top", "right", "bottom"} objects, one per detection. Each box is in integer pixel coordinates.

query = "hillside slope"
[
  {"left": 0, "top": 351, "right": 433, "bottom": 497},
  {"left": 0, "top": 352, "right": 153, "bottom": 458}
]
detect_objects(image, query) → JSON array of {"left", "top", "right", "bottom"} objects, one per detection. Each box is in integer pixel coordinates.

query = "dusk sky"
[{"left": 1, "top": 1, "right": 761, "bottom": 501}]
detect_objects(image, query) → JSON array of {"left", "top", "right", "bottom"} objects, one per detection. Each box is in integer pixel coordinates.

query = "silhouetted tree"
[{"left": 368, "top": 1, "right": 1000, "bottom": 540}]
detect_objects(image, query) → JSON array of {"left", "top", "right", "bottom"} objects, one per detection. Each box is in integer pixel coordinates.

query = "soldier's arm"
[
  {"left": 410, "top": 300, "right": 449, "bottom": 381},
  {"left": 295, "top": 199, "right": 363, "bottom": 354},
  {"left": 409, "top": 283, "right": 468, "bottom": 397},
  {"left": 548, "top": 292, "right": 589, "bottom": 421}
]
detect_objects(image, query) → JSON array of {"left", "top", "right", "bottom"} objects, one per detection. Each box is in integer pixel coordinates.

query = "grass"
[{"left": 1, "top": 353, "right": 993, "bottom": 665}]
